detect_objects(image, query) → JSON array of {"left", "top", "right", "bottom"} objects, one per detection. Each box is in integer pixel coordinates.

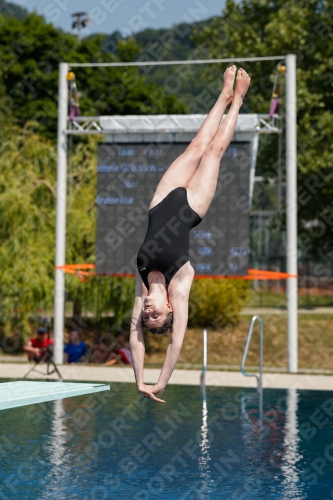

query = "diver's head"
[
  {"left": 142, "top": 288, "right": 173, "bottom": 334},
  {"left": 145, "top": 312, "right": 173, "bottom": 335}
]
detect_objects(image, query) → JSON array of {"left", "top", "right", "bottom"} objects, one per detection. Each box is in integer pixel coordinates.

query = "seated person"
[
  {"left": 23, "top": 327, "right": 54, "bottom": 362},
  {"left": 64, "top": 330, "right": 88, "bottom": 364},
  {"left": 90, "top": 337, "right": 112, "bottom": 364},
  {"left": 104, "top": 332, "right": 132, "bottom": 366}
]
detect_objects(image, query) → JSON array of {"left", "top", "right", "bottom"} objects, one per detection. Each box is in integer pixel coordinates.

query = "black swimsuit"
[{"left": 137, "top": 187, "right": 202, "bottom": 290}]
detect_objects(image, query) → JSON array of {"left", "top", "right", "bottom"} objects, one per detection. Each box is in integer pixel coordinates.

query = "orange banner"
[{"left": 55, "top": 265, "right": 297, "bottom": 280}]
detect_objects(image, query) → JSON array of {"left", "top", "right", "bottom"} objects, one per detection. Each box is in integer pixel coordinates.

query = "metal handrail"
[{"left": 241, "top": 315, "right": 264, "bottom": 389}]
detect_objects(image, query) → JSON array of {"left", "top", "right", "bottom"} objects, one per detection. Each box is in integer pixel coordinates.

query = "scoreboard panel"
[{"left": 96, "top": 142, "right": 250, "bottom": 276}]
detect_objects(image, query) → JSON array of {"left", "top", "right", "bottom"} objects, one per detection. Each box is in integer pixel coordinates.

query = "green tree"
[
  {"left": 193, "top": 0, "right": 333, "bottom": 258},
  {"left": 103, "top": 20, "right": 214, "bottom": 111},
  {"left": 0, "top": 122, "right": 56, "bottom": 335},
  {"left": 0, "top": 123, "right": 136, "bottom": 337},
  {"left": 189, "top": 279, "right": 249, "bottom": 328},
  {"left": 0, "top": 13, "right": 186, "bottom": 138}
]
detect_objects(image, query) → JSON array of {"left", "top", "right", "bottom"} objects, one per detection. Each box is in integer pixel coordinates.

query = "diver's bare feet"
[
  {"left": 233, "top": 68, "right": 251, "bottom": 104},
  {"left": 222, "top": 65, "right": 237, "bottom": 102}
]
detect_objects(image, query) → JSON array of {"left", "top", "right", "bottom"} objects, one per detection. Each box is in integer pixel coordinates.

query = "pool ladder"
[{"left": 241, "top": 315, "right": 264, "bottom": 390}]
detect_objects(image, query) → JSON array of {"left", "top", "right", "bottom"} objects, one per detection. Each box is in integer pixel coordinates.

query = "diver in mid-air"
[{"left": 130, "top": 66, "right": 251, "bottom": 403}]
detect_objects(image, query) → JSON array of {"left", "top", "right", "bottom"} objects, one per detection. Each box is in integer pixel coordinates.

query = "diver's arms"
[
  {"left": 155, "top": 295, "right": 188, "bottom": 390},
  {"left": 130, "top": 271, "right": 165, "bottom": 403},
  {"left": 154, "top": 268, "right": 193, "bottom": 391},
  {"left": 129, "top": 272, "right": 147, "bottom": 388}
]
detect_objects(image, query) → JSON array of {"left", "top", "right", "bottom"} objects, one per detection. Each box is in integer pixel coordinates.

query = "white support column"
[
  {"left": 285, "top": 54, "right": 298, "bottom": 373},
  {"left": 54, "top": 62, "right": 69, "bottom": 364}
]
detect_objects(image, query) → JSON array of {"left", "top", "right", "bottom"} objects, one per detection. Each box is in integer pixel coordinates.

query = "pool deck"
[{"left": 0, "top": 362, "right": 333, "bottom": 391}]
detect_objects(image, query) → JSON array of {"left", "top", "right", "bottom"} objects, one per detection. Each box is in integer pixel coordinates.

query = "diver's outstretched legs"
[
  {"left": 187, "top": 68, "right": 251, "bottom": 218},
  {"left": 150, "top": 66, "right": 237, "bottom": 209}
]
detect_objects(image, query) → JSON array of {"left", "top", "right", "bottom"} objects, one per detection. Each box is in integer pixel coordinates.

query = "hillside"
[
  {"left": 1, "top": 3, "right": 221, "bottom": 111},
  {"left": 104, "top": 18, "right": 221, "bottom": 112},
  {"left": 0, "top": 1, "right": 28, "bottom": 21}
]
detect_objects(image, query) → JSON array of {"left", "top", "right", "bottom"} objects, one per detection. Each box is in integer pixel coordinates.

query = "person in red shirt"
[{"left": 24, "top": 327, "right": 54, "bottom": 362}]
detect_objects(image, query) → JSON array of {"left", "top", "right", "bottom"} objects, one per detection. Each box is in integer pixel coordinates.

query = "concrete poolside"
[{"left": 0, "top": 362, "right": 333, "bottom": 391}]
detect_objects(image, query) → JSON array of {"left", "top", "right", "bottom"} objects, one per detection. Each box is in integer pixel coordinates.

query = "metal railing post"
[{"left": 241, "top": 315, "right": 264, "bottom": 389}]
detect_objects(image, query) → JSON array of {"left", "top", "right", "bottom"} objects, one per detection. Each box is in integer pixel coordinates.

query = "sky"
[{"left": 11, "top": 0, "right": 225, "bottom": 36}]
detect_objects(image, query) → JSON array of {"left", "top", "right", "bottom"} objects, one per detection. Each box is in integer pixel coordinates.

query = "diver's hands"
[
  {"left": 151, "top": 383, "right": 164, "bottom": 395},
  {"left": 137, "top": 383, "right": 165, "bottom": 404}
]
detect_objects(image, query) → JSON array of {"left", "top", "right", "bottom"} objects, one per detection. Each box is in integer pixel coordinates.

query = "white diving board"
[{"left": 0, "top": 381, "right": 110, "bottom": 411}]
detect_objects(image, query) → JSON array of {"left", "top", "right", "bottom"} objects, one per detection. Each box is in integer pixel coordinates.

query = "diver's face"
[{"left": 142, "top": 294, "right": 171, "bottom": 329}]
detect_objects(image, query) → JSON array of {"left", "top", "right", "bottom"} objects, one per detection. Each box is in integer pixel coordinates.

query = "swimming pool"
[{"left": 0, "top": 381, "right": 332, "bottom": 499}]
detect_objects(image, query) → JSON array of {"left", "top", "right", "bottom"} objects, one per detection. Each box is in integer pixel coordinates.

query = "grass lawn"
[
  {"left": 245, "top": 290, "right": 333, "bottom": 308},
  {"left": 144, "top": 313, "right": 333, "bottom": 372}
]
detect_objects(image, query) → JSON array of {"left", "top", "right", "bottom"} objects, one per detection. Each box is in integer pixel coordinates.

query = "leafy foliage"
[
  {"left": 76, "top": 276, "right": 135, "bottom": 330},
  {"left": 0, "top": 122, "right": 136, "bottom": 337},
  {"left": 189, "top": 279, "right": 249, "bottom": 328},
  {"left": 0, "top": 122, "right": 56, "bottom": 335},
  {"left": 104, "top": 19, "right": 215, "bottom": 111},
  {"left": 0, "top": 13, "right": 186, "bottom": 138}
]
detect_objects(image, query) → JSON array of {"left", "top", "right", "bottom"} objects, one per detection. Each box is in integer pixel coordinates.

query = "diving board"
[{"left": 0, "top": 381, "right": 110, "bottom": 411}]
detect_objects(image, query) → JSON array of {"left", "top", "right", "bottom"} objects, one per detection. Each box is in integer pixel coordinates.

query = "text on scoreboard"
[{"left": 96, "top": 142, "right": 250, "bottom": 276}]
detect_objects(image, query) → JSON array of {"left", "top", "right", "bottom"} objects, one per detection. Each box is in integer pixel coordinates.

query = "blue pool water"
[{"left": 0, "top": 381, "right": 333, "bottom": 499}]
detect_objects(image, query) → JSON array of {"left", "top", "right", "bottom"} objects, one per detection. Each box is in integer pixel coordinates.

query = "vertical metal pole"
[
  {"left": 54, "top": 62, "right": 68, "bottom": 364},
  {"left": 285, "top": 54, "right": 298, "bottom": 373},
  {"left": 259, "top": 317, "right": 263, "bottom": 390}
]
